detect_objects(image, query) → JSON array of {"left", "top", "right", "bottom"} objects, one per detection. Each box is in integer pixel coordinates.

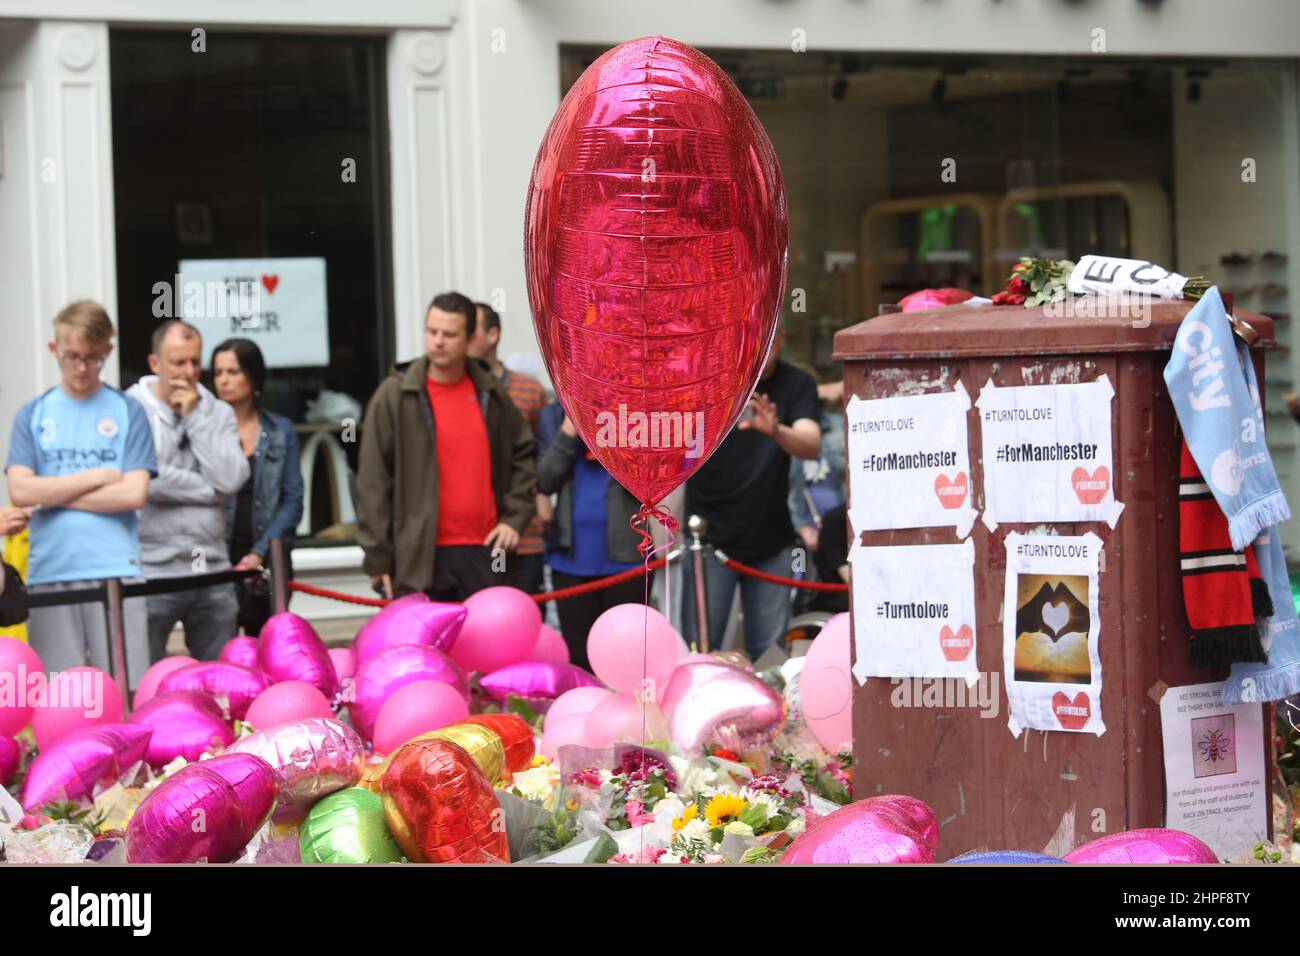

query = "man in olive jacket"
[{"left": 356, "top": 292, "right": 537, "bottom": 600}]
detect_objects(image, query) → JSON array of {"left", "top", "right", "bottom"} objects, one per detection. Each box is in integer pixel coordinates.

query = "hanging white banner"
[
  {"left": 976, "top": 376, "right": 1124, "bottom": 530},
  {"left": 1002, "top": 532, "right": 1106, "bottom": 737},
  {"left": 849, "top": 539, "right": 979, "bottom": 686},
  {"left": 846, "top": 383, "right": 978, "bottom": 538}
]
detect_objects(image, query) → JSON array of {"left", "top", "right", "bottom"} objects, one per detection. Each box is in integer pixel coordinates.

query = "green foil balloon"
[{"left": 299, "top": 788, "right": 402, "bottom": 864}]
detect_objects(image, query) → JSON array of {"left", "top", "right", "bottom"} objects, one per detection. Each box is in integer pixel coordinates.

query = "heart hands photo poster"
[
  {"left": 1002, "top": 532, "right": 1105, "bottom": 736},
  {"left": 850, "top": 539, "right": 978, "bottom": 685},
  {"left": 1159, "top": 681, "right": 1266, "bottom": 859},
  {"left": 976, "top": 376, "right": 1124, "bottom": 530},
  {"left": 846, "top": 383, "right": 977, "bottom": 538}
]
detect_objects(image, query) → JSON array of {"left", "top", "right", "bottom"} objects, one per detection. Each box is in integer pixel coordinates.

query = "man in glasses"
[{"left": 5, "top": 301, "right": 157, "bottom": 689}]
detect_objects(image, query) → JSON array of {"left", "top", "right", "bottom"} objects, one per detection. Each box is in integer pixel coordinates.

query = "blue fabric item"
[
  {"left": 6, "top": 385, "right": 157, "bottom": 584},
  {"left": 950, "top": 850, "right": 1065, "bottom": 865},
  {"left": 1163, "top": 287, "right": 1300, "bottom": 703},
  {"left": 547, "top": 454, "right": 638, "bottom": 578},
  {"left": 223, "top": 409, "right": 305, "bottom": 557}
]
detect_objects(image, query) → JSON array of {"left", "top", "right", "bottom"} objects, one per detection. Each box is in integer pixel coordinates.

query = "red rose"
[
  {"left": 711, "top": 747, "right": 740, "bottom": 761},
  {"left": 1008, "top": 277, "right": 1028, "bottom": 295}
]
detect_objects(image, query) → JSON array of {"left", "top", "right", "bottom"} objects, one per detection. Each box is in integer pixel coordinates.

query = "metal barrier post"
[
  {"left": 270, "top": 538, "right": 289, "bottom": 614},
  {"left": 687, "top": 514, "right": 710, "bottom": 653},
  {"left": 105, "top": 579, "right": 131, "bottom": 715}
]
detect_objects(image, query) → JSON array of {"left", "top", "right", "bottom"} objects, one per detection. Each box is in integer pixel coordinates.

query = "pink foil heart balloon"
[
  {"left": 0, "top": 734, "right": 19, "bottom": 786},
  {"left": 126, "top": 691, "right": 235, "bottom": 769},
  {"left": 525, "top": 35, "right": 788, "bottom": 506},
  {"left": 125, "top": 752, "right": 279, "bottom": 863},
  {"left": 781, "top": 795, "right": 938, "bottom": 864},
  {"left": 351, "top": 598, "right": 467, "bottom": 667},
  {"left": 258, "top": 612, "right": 337, "bottom": 697},
  {"left": 1063, "top": 828, "right": 1220, "bottom": 864},
  {"left": 158, "top": 661, "right": 271, "bottom": 721},
  {"left": 228, "top": 716, "right": 365, "bottom": 822},
  {"left": 20, "top": 723, "right": 152, "bottom": 812},
  {"left": 658, "top": 661, "right": 784, "bottom": 752},
  {"left": 219, "top": 636, "right": 260, "bottom": 670},
  {"left": 348, "top": 644, "right": 469, "bottom": 742},
  {"left": 479, "top": 661, "right": 603, "bottom": 703}
]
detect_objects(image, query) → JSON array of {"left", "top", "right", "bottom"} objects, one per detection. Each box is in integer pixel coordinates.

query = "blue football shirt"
[{"left": 6, "top": 384, "right": 157, "bottom": 584}]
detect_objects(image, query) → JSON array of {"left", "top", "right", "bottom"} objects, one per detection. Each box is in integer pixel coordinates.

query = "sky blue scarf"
[{"left": 1164, "top": 287, "right": 1300, "bottom": 703}]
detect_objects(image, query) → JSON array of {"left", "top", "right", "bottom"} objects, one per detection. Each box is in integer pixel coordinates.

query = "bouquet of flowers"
[
  {"left": 660, "top": 776, "right": 808, "bottom": 864},
  {"left": 569, "top": 748, "right": 679, "bottom": 830}
]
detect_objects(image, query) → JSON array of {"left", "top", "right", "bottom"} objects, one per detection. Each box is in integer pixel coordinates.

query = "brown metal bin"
[{"left": 832, "top": 300, "right": 1277, "bottom": 859}]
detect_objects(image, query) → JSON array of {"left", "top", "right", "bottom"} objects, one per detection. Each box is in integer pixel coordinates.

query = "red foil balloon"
[
  {"left": 20, "top": 723, "right": 152, "bottom": 812},
  {"left": 781, "top": 794, "right": 938, "bottom": 865},
  {"left": 158, "top": 661, "right": 271, "bottom": 721},
  {"left": 126, "top": 691, "right": 235, "bottom": 769},
  {"left": 125, "top": 752, "right": 279, "bottom": 863},
  {"left": 462, "top": 713, "right": 536, "bottom": 775},
  {"left": 380, "top": 737, "right": 510, "bottom": 864},
  {"left": 1063, "top": 828, "right": 1220, "bottom": 864},
  {"left": 525, "top": 36, "right": 788, "bottom": 505},
  {"left": 258, "top": 612, "right": 338, "bottom": 697}
]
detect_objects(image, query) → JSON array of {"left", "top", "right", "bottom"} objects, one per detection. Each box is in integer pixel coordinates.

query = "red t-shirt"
[{"left": 426, "top": 373, "right": 497, "bottom": 545}]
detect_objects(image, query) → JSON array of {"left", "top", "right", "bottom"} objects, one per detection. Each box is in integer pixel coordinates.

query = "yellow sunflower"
[
  {"left": 672, "top": 804, "right": 698, "bottom": 832},
  {"left": 704, "top": 793, "right": 746, "bottom": 829}
]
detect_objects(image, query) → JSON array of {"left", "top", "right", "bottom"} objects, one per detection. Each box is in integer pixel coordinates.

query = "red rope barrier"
[
  {"left": 288, "top": 580, "right": 391, "bottom": 607},
  {"left": 721, "top": 557, "right": 849, "bottom": 592}
]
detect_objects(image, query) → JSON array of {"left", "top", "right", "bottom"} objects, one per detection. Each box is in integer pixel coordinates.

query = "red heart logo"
[
  {"left": 939, "top": 624, "right": 974, "bottom": 662},
  {"left": 933, "top": 472, "right": 969, "bottom": 509},
  {"left": 261, "top": 274, "right": 279, "bottom": 295},
  {"left": 1052, "top": 691, "right": 1091, "bottom": 730},
  {"left": 1071, "top": 466, "right": 1109, "bottom": 505}
]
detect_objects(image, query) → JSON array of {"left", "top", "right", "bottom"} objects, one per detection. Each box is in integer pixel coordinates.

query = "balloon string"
[{"left": 630, "top": 502, "right": 677, "bottom": 862}]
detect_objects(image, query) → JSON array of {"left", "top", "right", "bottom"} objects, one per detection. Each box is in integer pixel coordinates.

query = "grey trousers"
[
  {"left": 26, "top": 578, "right": 151, "bottom": 690},
  {"left": 146, "top": 582, "right": 239, "bottom": 663}
]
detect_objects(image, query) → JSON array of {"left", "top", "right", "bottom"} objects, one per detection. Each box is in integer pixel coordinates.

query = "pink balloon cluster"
[
  {"left": 258, "top": 612, "right": 337, "bottom": 697},
  {"left": 0, "top": 637, "right": 44, "bottom": 736},
  {"left": 1063, "top": 828, "right": 1219, "bottom": 864},
  {"left": 781, "top": 795, "right": 939, "bottom": 864}
]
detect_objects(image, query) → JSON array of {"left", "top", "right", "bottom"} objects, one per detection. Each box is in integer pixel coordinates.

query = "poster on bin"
[
  {"left": 849, "top": 539, "right": 979, "bottom": 685},
  {"left": 176, "top": 257, "right": 329, "bottom": 368},
  {"left": 976, "top": 376, "right": 1123, "bottom": 529},
  {"left": 1002, "top": 532, "right": 1105, "bottom": 737},
  {"left": 846, "top": 383, "right": 978, "bottom": 538}
]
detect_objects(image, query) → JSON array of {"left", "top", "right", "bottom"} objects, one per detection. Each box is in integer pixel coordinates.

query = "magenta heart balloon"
[
  {"left": 219, "top": 636, "right": 260, "bottom": 670},
  {"left": 1063, "top": 828, "right": 1220, "bottom": 864},
  {"left": 352, "top": 599, "right": 467, "bottom": 668},
  {"left": 658, "top": 662, "right": 784, "bottom": 752},
  {"left": 781, "top": 795, "right": 938, "bottom": 864},
  {"left": 228, "top": 716, "right": 364, "bottom": 822},
  {"left": 258, "top": 612, "right": 337, "bottom": 696},
  {"left": 875, "top": 794, "right": 939, "bottom": 854},
  {"left": 20, "top": 723, "right": 152, "bottom": 812},
  {"left": 126, "top": 691, "right": 235, "bottom": 769},
  {"left": 125, "top": 752, "right": 279, "bottom": 863},
  {"left": 158, "top": 661, "right": 271, "bottom": 721},
  {"left": 348, "top": 644, "right": 469, "bottom": 742},
  {"left": 479, "top": 661, "right": 603, "bottom": 703},
  {"left": 0, "top": 734, "right": 22, "bottom": 786}
]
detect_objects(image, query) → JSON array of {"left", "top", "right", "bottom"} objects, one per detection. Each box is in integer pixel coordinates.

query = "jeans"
[
  {"left": 147, "top": 582, "right": 239, "bottom": 663},
  {"left": 680, "top": 545, "right": 796, "bottom": 660},
  {"left": 27, "top": 578, "right": 151, "bottom": 690}
]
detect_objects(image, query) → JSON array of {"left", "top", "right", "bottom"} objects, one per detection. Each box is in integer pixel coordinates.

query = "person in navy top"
[{"left": 5, "top": 302, "right": 157, "bottom": 688}]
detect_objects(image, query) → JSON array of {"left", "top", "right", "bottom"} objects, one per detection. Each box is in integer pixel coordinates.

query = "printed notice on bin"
[
  {"left": 1160, "top": 681, "right": 1267, "bottom": 859},
  {"left": 976, "top": 376, "right": 1123, "bottom": 530},
  {"left": 846, "top": 383, "right": 977, "bottom": 538},
  {"left": 849, "top": 540, "right": 978, "bottom": 686}
]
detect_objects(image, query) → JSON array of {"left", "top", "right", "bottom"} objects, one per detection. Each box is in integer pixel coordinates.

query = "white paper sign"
[
  {"left": 177, "top": 257, "right": 330, "bottom": 368},
  {"left": 1002, "top": 532, "right": 1105, "bottom": 737},
  {"left": 1160, "top": 681, "right": 1267, "bottom": 859},
  {"left": 850, "top": 540, "right": 979, "bottom": 685},
  {"left": 977, "top": 376, "right": 1124, "bottom": 529},
  {"left": 846, "top": 383, "right": 977, "bottom": 538},
  {"left": 1066, "top": 254, "right": 1188, "bottom": 300}
]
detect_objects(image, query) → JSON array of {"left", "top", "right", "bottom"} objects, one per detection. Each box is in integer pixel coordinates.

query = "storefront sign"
[
  {"left": 1002, "top": 532, "right": 1105, "bottom": 736},
  {"left": 977, "top": 376, "right": 1123, "bottom": 529},
  {"left": 845, "top": 383, "right": 977, "bottom": 538},
  {"left": 177, "top": 257, "right": 330, "bottom": 368}
]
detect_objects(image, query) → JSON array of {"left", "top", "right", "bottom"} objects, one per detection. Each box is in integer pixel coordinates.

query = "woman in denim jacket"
[{"left": 212, "top": 338, "right": 305, "bottom": 634}]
